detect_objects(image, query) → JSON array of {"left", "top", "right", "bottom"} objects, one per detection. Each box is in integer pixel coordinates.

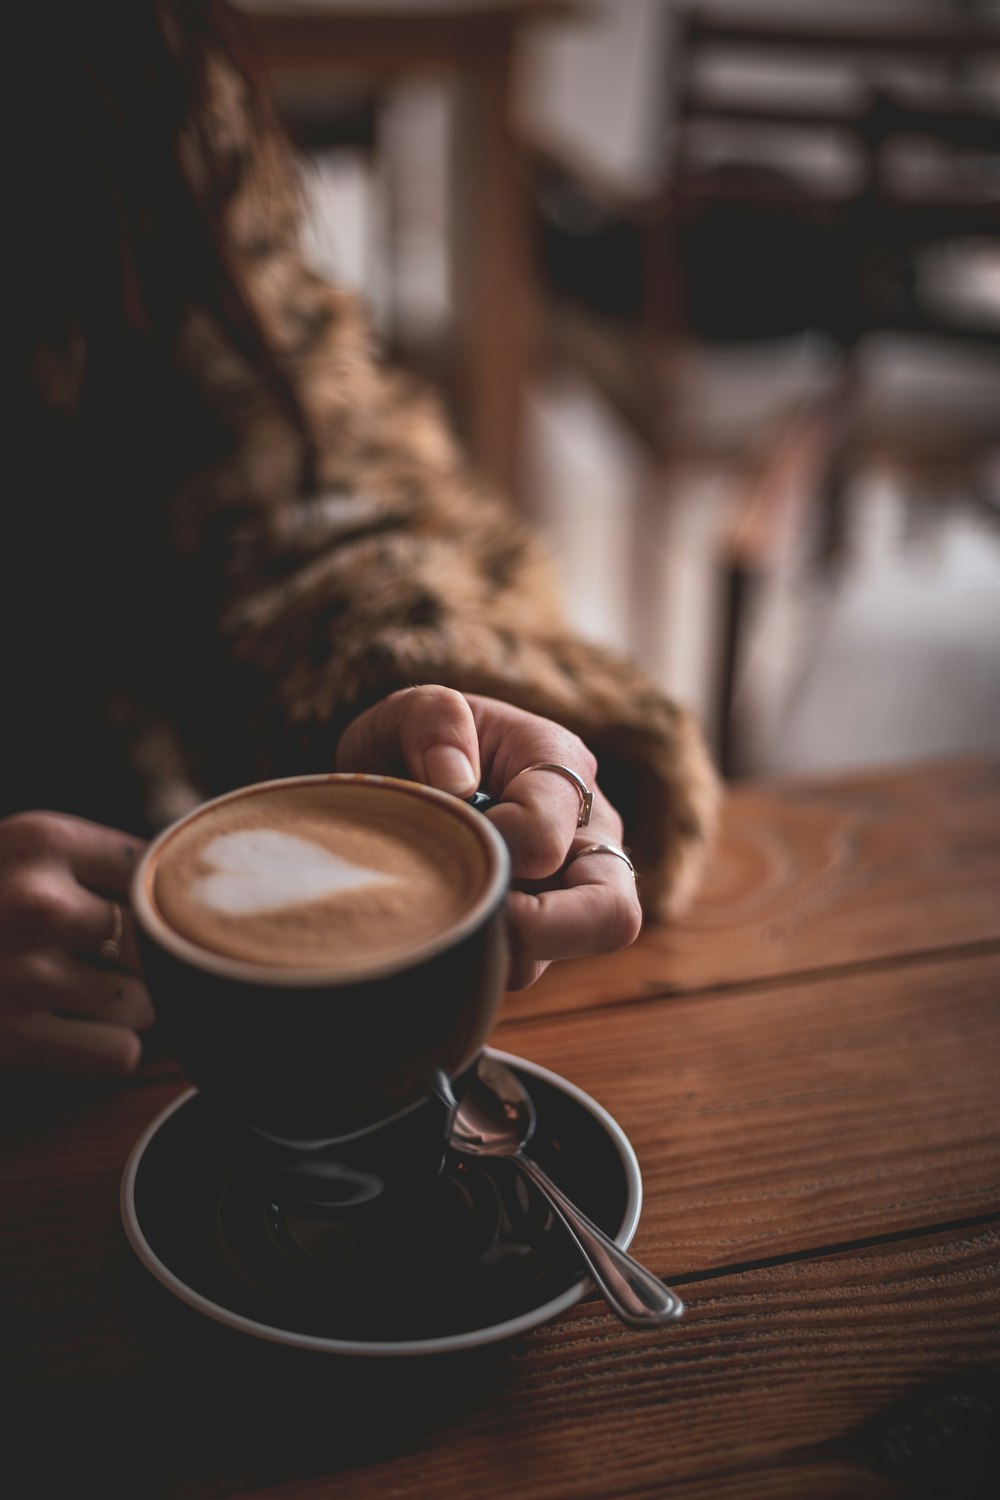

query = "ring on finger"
[
  {"left": 98, "top": 901, "right": 125, "bottom": 964},
  {"left": 508, "top": 762, "right": 594, "bottom": 828},
  {"left": 564, "top": 842, "right": 636, "bottom": 878}
]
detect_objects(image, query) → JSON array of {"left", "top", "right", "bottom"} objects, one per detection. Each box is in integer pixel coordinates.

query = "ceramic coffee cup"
[{"left": 132, "top": 773, "right": 510, "bottom": 1150}]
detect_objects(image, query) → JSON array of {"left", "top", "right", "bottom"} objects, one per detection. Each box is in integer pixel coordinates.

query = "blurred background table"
[
  {"left": 4, "top": 753, "right": 999, "bottom": 1497},
  {"left": 528, "top": 1, "right": 1000, "bottom": 773}
]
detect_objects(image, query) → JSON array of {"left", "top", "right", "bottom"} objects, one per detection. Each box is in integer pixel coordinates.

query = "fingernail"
[{"left": 423, "top": 745, "right": 477, "bottom": 795}]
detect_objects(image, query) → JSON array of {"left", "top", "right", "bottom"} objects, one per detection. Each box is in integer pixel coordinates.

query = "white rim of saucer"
[{"left": 119, "top": 1046, "right": 644, "bottom": 1357}]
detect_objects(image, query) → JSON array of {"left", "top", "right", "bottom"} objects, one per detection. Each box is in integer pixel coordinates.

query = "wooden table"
[
  {"left": 239, "top": 1, "right": 576, "bottom": 502},
  {"left": 4, "top": 755, "right": 1000, "bottom": 1496}
]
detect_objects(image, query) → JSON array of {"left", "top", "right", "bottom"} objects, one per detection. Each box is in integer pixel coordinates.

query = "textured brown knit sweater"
[{"left": 10, "top": 21, "right": 719, "bottom": 922}]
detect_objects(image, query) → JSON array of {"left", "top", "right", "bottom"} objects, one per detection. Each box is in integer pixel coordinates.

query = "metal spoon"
[{"left": 436, "top": 1055, "right": 684, "bottom": 1328}]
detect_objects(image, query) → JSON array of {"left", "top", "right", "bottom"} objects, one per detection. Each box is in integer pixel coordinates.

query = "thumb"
[{"left": 336, "top": 686, "right": 481, "bottom": 796}]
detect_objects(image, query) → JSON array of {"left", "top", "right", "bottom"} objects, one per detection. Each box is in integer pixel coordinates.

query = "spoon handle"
[{"left": 515, "top": 1154, "right": 684, "bottom": 1328}]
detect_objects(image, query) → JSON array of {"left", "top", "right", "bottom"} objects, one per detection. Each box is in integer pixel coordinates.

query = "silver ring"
[
  {"left": 565, "top": 842, "right": 636, "bottom": 878},
  {"left": 98, "top": 901, "right": 124, "bottom": 964},
  {"left": 508, "top": 762, "right": 594, "bottom": 828}
]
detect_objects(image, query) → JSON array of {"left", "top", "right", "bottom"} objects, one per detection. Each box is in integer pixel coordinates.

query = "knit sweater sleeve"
[{"left": 159, "top": 55, "right": 721, "bottom": 920}]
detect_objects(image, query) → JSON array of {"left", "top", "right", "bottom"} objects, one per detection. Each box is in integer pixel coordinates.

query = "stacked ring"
[
  {"left": 565, "top": 842, "right": 636, "bottom": 878},
  {"left": 508, "top": 762, "right": 594, "bottom": 828},
  {"left": 99, "top": 901, "right": 124, "bottom": 964}
]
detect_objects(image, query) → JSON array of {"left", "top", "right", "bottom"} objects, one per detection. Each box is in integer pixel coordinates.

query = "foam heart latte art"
[{"left": 189, "top": 829, "right": 394, "bottom": 916}]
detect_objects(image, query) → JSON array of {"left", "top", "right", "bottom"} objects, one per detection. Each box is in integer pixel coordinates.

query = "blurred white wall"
[{"left": 517, "top": 0, "right": 666, "bottom": 193}]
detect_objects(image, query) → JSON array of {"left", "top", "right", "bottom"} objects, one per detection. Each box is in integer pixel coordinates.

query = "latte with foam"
[{"left": 149, "top": 779, "right": 488, "bottom": 974}]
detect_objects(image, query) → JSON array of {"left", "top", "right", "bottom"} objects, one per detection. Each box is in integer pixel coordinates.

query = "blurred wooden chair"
[{"left": 531, "top": 4, "right": 1000, "bottom": 773}]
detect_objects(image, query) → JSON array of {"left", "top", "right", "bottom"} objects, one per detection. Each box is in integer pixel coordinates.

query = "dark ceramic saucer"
[{"left": 120, "top": 1048, "right": 642, "bottom": 1356}]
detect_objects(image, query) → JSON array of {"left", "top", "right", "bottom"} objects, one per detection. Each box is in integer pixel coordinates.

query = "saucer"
[{"left": 120, "top": 1047, "right": 642, "bottom": 1357}]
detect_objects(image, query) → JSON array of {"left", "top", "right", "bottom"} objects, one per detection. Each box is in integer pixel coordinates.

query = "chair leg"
[
  {"left": 816, "top": 443, "right": 852, "bottom": 573},
  {"left": 714, "top": 395, "right": 847, "bottom": 775},
  {"left": 715, "top": 560, "right": 753, "bottom": 778}
]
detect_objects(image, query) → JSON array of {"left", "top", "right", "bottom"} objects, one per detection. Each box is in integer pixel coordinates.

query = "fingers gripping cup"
[{"left": 132, "top": 775, "right": 510, "bottom": 1152}]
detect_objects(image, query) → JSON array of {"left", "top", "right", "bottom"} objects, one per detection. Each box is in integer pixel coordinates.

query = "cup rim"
[{"left": 131, "top": 772, "right": 511, "bottom": 988}]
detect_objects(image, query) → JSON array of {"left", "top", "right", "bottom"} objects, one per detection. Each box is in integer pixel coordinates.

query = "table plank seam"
[
  {"left": 659, "top": 1208, "right": 1000, "bottom": 1288},
  {"left": 497, "top": 935, "right": 1000, "bottom": 1031}
]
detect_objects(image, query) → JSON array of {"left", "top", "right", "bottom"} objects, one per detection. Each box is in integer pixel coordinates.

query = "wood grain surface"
[
  {"left": 3, "top": 755, "right": 999, "bottom": 1499},
  {"left": 499, "top": 950, "right": 1000, "bottom": 1274},
  {"left": 512, "top": 756, "right": 1000, "bottom": 1020}
]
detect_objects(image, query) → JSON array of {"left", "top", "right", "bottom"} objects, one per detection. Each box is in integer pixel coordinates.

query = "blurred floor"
[
  {"left": 740, "top": 481, "right": 1000, "bottom": 776},
  {"left": 521, "top": 372, "right": 1000, "bottom": 779}
]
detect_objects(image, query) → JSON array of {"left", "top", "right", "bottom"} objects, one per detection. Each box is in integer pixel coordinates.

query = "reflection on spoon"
[{"left": 437, "top": 1056, "right": 684, "bottom": 1328}]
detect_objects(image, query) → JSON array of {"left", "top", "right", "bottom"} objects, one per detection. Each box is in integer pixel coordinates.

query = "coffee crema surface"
[{"left": 151, "top": 781, "right": 488, "bottom": 972}]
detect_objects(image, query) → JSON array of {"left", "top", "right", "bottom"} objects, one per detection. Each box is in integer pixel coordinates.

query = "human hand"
[
  {"left": 336, "top": 687, "right": 642, "bottom": 988},
  {"left": 0, "top": 812, "right": 153, "bottom": 1076}
]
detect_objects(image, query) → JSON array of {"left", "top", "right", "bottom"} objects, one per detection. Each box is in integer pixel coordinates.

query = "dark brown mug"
[{"left": 132, "top": 773, "right": 510, "bottom": 1149}]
